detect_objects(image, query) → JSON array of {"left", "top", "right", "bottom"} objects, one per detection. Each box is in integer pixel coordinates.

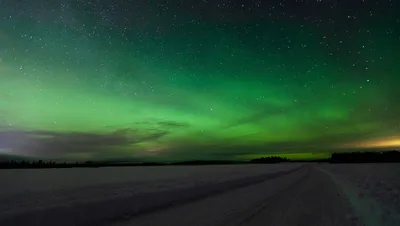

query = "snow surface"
[
  {"left": 119, "top": 166, "right": 356, "bottom": 226},
  {"left": 3, "top": 163, "right": 396, "bottom": 226},
  {"left": 0, "top": 164, "right": 301, "bottom": 219},
  {"left": 320, "top": 164, "right": 400, "bottom": 226}
]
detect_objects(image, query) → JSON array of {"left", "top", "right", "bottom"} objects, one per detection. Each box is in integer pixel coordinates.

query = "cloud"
[
  {"left": 157, "top": 121, "right": 189, "bottom": 128},
  {"left": 0, "top": 128, "right": 170, "bottom": 158},
  {"left": 222, "top": 109, "right": 283, "bottom": 130},
  {"left": 220, "top": 99, "right": 316, "bottom": 130},
  {"left": 104, "top": 120, "right": 189, "bottom": 130}
]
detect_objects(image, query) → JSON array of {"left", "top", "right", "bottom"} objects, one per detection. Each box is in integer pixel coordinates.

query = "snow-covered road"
[{"left": 116, "top": 166, "right": 357, "bottom": 226}]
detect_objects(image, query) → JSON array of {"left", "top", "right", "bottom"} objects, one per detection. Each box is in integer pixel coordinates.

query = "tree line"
[
  {"left": 0, "top": 150, "right": 399, "bottom": 169},
  {"left": 330, "top": 150, "right": 400, "bottom": 163}
]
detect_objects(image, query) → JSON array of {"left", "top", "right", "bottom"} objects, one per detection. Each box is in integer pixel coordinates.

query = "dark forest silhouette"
[
  {"left": 330, "top": 150, "right": 400, "bottom": 163},
  {"left": 0, "top": 160, "right": 245, "bottom": 169},
  {"left": 171, "top": 160, "right": 242, "bottom": 165},
  {"left": 250, "top": 156, "right": 289, "bottom": 163},
  {"left": 0, "top": 160, "right": 167, "bottom": 169},
  {"left": 251, "top": 151, "right": 400, "bottom": 164},
  {"left": 0, "top": 151, "right": 399, "bottom": 169}
]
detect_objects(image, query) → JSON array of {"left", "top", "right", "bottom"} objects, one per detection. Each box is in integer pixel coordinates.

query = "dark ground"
[
  {"left": 0, "top": 165, "right": 361, "bottom": 226},
  {"left": 117, "top": 166, "right": 359, "bottom": 226}
]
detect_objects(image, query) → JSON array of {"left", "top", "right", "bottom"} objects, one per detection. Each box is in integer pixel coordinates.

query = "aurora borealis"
[{"left": 0, "top": 0, "right": 399, "bottom": 161}]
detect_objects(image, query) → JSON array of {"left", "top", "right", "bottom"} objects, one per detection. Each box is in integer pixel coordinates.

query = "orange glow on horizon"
[{"left": 344, "top": 136, "right": 400, "bottom": 149}]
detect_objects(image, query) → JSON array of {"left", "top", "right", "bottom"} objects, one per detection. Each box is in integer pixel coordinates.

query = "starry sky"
[{"left": 0, "top": 0, "right": 399, "bottom": 161}]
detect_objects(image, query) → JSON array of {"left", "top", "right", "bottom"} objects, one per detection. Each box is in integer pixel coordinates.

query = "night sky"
[{"left": 0, "top": 0, "right": 399, "bottom": 161}]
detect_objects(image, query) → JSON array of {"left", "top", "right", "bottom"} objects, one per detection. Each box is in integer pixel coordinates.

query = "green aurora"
[{"left": 0, "top": 0, "right": 399, "bottom": 161}]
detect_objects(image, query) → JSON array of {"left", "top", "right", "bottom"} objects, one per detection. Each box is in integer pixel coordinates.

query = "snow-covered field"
[
  {"left": 320, "top": 164, "right": 400, "bottom": 226},
  {"left": 0, "top": 163, "right": 301, "bottom": 225},
  {"left": 0, "top": 164, "right": 301, "bottom": 194},
  {"left": 2, "top": 163, "right": 398, "bottom": 226}
]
